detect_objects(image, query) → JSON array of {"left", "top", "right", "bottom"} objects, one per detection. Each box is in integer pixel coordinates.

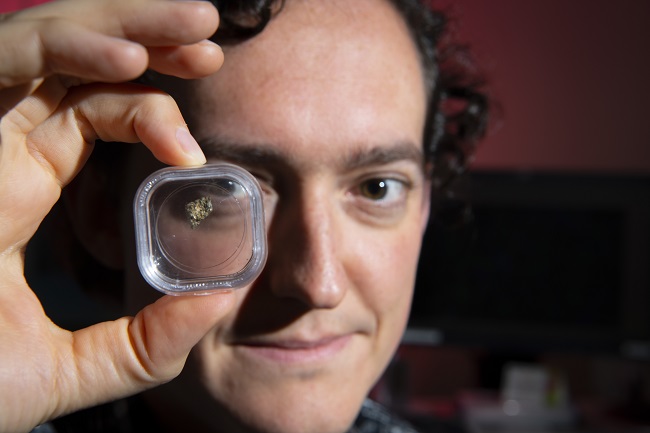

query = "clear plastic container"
[{"left": 133, "top": 163, "right": 267, "bottom": 295}]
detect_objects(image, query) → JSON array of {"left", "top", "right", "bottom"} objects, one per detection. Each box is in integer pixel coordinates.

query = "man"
[{"left": 0, "top": 0, "right": 486, "bottom": 432}]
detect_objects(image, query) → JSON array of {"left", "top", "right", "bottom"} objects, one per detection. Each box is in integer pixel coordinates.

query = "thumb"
[{"left": 56, "top": 292, "right": 235, "bottom": 417}]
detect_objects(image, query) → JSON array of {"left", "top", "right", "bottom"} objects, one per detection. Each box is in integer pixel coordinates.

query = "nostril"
[{"left": 265, "top": 237, "right": 348, "bottom": 309}]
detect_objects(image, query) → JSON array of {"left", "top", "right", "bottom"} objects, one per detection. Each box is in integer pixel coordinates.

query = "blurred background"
[{"left": 5, "top": 0, "right": 650, "bottom": 432}]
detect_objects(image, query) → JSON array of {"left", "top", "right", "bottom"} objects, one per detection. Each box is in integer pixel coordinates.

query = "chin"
[
  {"left": 199, "top": 357, "right": 374, "bottom": 433},
  {"left": 223, "top": 391, "right": 364, "bottom": 433}
]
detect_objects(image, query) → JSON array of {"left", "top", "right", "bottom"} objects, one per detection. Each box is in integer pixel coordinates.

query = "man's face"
[{"left": 124, "top": 0, "right": 429, "bottom": 431}]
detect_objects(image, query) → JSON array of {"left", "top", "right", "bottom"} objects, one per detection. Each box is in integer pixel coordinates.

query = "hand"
[{"left": 0, "top": 1, "right": 235, "bottom": 431}]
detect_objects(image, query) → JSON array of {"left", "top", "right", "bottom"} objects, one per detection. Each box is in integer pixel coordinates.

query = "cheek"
[{"left": 351, "top": 224, "right": 423, "bottom": 321}]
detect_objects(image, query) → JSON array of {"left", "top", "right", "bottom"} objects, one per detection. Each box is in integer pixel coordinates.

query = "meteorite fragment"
[{"left": 185, "top": 196, "right": 213, "bottom": 229}]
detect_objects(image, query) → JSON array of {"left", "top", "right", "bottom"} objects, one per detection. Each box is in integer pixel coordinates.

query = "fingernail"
[{"left": 177, "top": 128, "right": 206, "bottom": 164}]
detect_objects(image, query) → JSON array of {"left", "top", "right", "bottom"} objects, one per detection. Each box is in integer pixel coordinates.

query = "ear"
[{"left": 62, "top": 163, "right": 124, "bottom": 270}]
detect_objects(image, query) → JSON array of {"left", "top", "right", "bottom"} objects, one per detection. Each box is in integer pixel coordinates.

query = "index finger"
[{"left": 0, "top": 0, "right": 222, "bottom": 90}]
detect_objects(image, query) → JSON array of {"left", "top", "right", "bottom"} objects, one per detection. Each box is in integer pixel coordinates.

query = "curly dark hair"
[{"left": 213, "top": 0, "right": 489, "bottom": 192}]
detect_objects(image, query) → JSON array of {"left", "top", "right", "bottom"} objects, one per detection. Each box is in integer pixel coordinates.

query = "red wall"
[
  {"left": 0, "top": 0, "right": 47, "bottom": 13},
  {"left": 442, "top": 0, "right": 650, "bottom": 174}
]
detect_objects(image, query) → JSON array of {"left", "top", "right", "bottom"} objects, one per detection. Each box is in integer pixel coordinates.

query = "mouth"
[{"left": 234, "top": 334, "right": 354, "bottom": 365}]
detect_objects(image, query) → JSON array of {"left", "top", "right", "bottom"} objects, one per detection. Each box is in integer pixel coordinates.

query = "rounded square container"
[{"left": 134, "top": 163, "right": 267, "bottom": 295}]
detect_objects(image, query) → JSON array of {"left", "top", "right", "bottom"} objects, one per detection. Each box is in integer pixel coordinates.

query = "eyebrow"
[
  {"left": 199, "top": 137, "right": 425, "bottom": 171},
  {"left": 344, "top": 143, "right": 424, "bottom": 171},
  {"left": 200, "top": 138, "right": 286, "bottom": 167}
]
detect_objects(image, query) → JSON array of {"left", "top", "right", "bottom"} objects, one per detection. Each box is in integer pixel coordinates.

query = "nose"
[{"left": 265, "top": 185, "right": 348, "bottom": 309}]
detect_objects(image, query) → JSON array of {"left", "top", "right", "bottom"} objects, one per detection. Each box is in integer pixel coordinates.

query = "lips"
[{"left": 234, "top": 334, "right": 353, "bottom": 364}]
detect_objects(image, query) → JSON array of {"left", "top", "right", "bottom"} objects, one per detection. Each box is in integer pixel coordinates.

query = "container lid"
[{"left": 133, "top": 163, "right": 267, "bottom": 295}]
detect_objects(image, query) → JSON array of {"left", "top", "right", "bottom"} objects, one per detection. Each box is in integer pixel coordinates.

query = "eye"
[
  {"left": 347, "top": 176, "right": 414, "bottom": 226},
  {"left": 360, "top": 179, "right": 388, "bottom": 200},
  {"left": 358, "top": 178, "right": 407, "bottom": 203}
]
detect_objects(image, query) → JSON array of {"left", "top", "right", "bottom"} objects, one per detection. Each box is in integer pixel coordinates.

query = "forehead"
[{"left": 183, "top": 0, "right": 427, "bottom": 166}]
